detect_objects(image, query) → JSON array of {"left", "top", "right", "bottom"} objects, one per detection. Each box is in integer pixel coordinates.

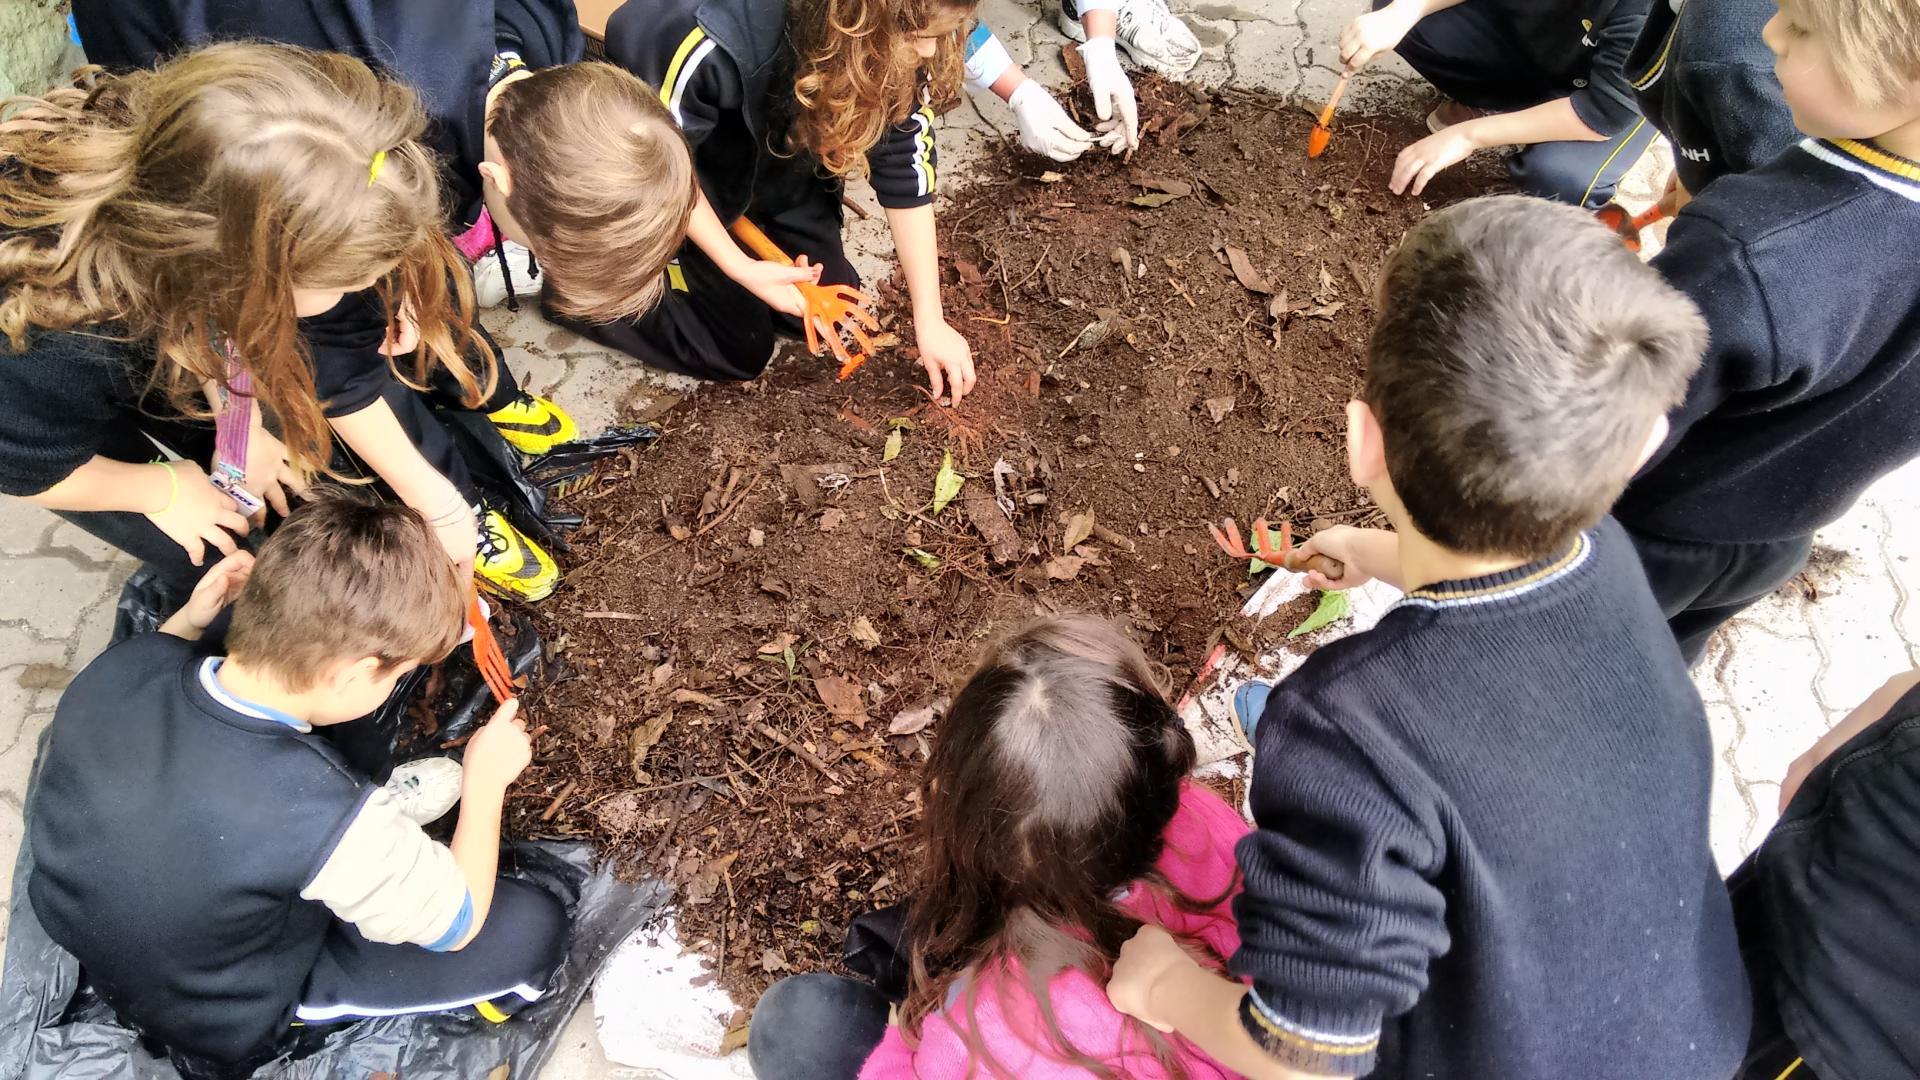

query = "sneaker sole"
[{"left": 1055, "top": 5, "right": 1202, "bottom": 78}]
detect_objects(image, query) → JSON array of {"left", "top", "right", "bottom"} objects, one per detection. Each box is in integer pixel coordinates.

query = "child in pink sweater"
[{"left": 747, "top": 615, "right": 1249, "bottom": 1079}]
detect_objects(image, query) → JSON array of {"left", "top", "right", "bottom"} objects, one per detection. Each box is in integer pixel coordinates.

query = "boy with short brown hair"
[
  {"left": 27, "top": 493, "right": 564, "bottom": 1073},
  {"left": 1617, "top": 0, "right": 1920, "bottom": 662},
  {"left": 1106, "top": 195, "right": 1749, "bottom": 1080}
]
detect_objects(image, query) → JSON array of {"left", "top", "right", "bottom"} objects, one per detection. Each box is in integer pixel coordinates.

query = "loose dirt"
[{"left": 502, "top": 76, "right": 1502, "bottom": 1003}]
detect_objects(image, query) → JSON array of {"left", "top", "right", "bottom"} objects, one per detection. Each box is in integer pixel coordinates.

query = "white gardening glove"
[
  {"left": 1008, "top": 79, "right": 1094, "bottom": 162},
  {"left": 1078, "top": 36, "right": 1139, "bottom": 154}
]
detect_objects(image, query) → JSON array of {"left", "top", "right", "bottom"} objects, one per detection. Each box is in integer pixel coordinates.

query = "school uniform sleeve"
[
  {"left": 964, "top": 22, "right": 1014, "bottom": 90},
  {"left": 298, "top": 289, "right": 397, "bottom": 419},
  {"left": 608, "top": 7, "right": 743, "bottom": 154},
  {"left": 867, "top": 94, "right": 939, "bottom": 210},
  {"left": 300, "top": 787, "right": 475, "bottom": 950},
  {"left": 1229, "top": 690, "right": 1449, "bottom": 1077},
  {"left": 493, "top": 0, "right": 585, "bottom": 71},
  {"left": 0, "top": 331, "right": 148, "bottom": 496},
  {"left": 1644, "top": 209, "right": 1781, "bottom": 457},
  {"left": 1669, "top": 60, "right": 1799, "bottom": 179},
  {"left": 1570, "top": 3, "right": 1652, "bottom": 138}
]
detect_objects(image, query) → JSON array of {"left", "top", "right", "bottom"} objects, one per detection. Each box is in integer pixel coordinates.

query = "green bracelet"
[{"left": 154, "top": 460, "right": 179, "bottom": 516}]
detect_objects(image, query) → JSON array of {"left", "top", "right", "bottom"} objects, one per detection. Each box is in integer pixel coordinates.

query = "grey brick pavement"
[{"left": 0, "top": 0, "right": 1910, "bottom": 1074}]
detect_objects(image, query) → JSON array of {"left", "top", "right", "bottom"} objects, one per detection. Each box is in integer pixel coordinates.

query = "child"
[
  {"left": 1730, "top": 669, "right": 1920, "bottom": 1080},
  {"left": 748, "top": 616, "right": 1247, "bottom": 1078},
  {"left": 72, "top": 0, "right": 697, "bottom": 324},
  {"left": 1105, "top": 196, "right": 1749, "bottom": 1079},
  {"left": 593, "top": 0, "right": 978, "bottom": 403},
  {"left": 0, "top": 44, "right": 561, "bottom": 602},
  {"left": 1341, "top": 0, "right": 1661, "bottom": 207},
  {"left": 1614, "top": 0, "right": 1920, "bottom": 663},
  {"left": 26, "top": 493, "right": 566, "bottom": 1073},
  {"left": 1623, "top": 0, "right": 1799, "bottom": 208},
  {"left": 965, "top": 22, "right": 1116, "bottom": 161}
]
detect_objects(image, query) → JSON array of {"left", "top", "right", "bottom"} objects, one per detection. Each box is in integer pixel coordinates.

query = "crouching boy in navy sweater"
[
  {"left": 27, "top": 494, "right": 566, "bottom": 1073},
  {"left": 1617, "top": 0, "right": 1920, "bottom": 663},
  {"left": 1106, "top": 196, "right": 1749, "bottom": 1079}
]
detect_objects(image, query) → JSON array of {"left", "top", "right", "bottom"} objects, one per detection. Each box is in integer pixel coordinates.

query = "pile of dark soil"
[{"left": 502, "top": 76, "right": 1501, "bottom": 1004}]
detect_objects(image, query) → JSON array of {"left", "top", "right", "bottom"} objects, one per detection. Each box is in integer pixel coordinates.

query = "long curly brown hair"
[
  {"left": 784, "top": 0, "right": 973, "bottom": 178},
  {"left": 0, "top": 43, "right": 490, "bottom": 477}
]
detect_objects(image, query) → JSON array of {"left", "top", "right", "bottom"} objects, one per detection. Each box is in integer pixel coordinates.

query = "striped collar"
[
  {"left": 199, "top": 658, "right": 311, "bottom": 732},
  {"left": 1395, "top": 532, "right": 1594, "bottom": 611},
  {"left": 1799, "top": 138, "right": 1920, "bottom": 203}
]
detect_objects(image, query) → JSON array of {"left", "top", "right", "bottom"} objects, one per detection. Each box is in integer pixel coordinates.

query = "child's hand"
[
  {"left": 739, "top": 255, "right": 824, "bottom": 321},
  {"left": 915, "top": 317, "right": 976, "bottom": 407},
  {"left": 1107, "top": 925, "right": 1198, "bottom": 1033},
  {"left": 1391, "top": 126, "right": 1480, "bottom": 197},
  {"left": 1296, "top": 526, "right": 1378, "bottom": 590},
  {"left": 1008, "top": 80, "right": 1094, "bottom": 162},
  {"left": 147, "top": 461, "right": 253, "bottom": 566},
  {"left": 169, "top": 550, "right": 255, "bottom": 635},
  {"left": 1078, "top": 38, "right": 1139, "bottom": 153},
  {"left": 1780, "top": 669, "right": 1920, "bottom": 811},
  {"left": 463, "top": 699, "right": 532, "bottom": 794},
  {"left": 242, "top": 422, "right": 308, "bottom": 523},
  {"left": 1340, "top": 2, "right": 1420, "bottom": 70},
  {"left": 1656, "top": 172, "right": 1692, "bottom": 219},
  {"left": 378, "top": 300, "right": 421, "bottom": 359}
]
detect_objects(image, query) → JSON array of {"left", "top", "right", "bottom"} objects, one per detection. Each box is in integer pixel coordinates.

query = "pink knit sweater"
[{"left": 859, "top": 783, "right": 1250, "bottom": 1079}]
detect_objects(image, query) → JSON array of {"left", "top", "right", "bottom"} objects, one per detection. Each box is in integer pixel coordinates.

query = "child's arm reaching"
[
  {"left": 1295, "top": 525, "right": 1402, "bottom": 591},
  {"left": 1108, "top": 926, "right": 1341, "bottom": 1080},
  {"left": 156, "top": 550, "right": 255, "bottom": 641},
  {"left": 684, "top": 189, "right": 825, "bottom": 319},
  {"left": 886, "top": 203, "right": 976, "bottom": 407},
  {"left": 964, "top": 23, "right": 1106, "bottom": 161},
  {"left": 326, "top": 400, "right": 478, "bottom": 580},
  {"left": 28, "top": 458, "right": 250, "bottom": 567},
  {"left": 1390, "top": 98, "right": 1606, "bottom": 196}
]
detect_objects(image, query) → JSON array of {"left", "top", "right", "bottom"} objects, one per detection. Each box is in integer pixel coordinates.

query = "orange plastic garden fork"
[
  {"left": 1208, "top": 518, "right": 1348, "bottom": 581},
  {"left": 730, "top": 217, "right": 880, "bottom": 378},
  {"left": 467, "top": 592, "right": 516, "bottom": 704}
]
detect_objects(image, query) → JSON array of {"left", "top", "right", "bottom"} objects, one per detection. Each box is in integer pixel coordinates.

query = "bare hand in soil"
[
  {"left": 916, "top": 317, "right": 976, "bottom": 406},
  {"left": 737, "top": 254, "right": 824, "bottom": 320},
  {"left": 1392, "top": 126, "right": 1480, "bottom": 197},
  {"left": 1340, "top": 2, "right": 1420, "bottom": 69},
  {"left": 464, "top": 699, "right": 532, "bottom": 793},
  {"left": 145, "top": 459, "right": 249, "bottom": 567}
]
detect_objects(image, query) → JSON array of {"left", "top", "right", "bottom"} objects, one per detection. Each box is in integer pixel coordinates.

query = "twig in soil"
[
  {"left": 581, "top": 611, "right": 647, "bottom": 621},
  {"left": 648, "top": 791, "right": 690, "bottom": 862},
  {"left": 840, "top": 193, "right": 871, "bottom": 221},
  {"left": 540, "top": 779, "right": 579, "bottom": 822},
  {"left": 755, "top": 723, "right": 844, "bottom": 785},
  {"left": 1090, "top": 523, "right": 1138, "bottom": 553}
]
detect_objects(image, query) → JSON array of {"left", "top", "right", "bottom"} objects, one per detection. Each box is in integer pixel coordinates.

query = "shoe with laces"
[
  {"left": 487, "top": 392, "right": 578, "bottom": 456},
  {"left": 1056, "top": 0, "right": 1202, "bottom": 78},
  {"left": 1426, "top": 99, "right": 1492, "bottom": 133},
  {"left": 382, "top": 757, "right": 464, "bottom": 825},
  {"left": 475, "top": 506, "right": 559, "bottom": 602},
  {"left": 471, "top": 239, "right": 538, "bottom": 308}
]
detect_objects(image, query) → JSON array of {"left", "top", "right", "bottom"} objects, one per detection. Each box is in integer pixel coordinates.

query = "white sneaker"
[
  {"left": 470, "top": 239, "right": 539, "bottom": 309},
  {"left": 383, "top": 757, "right": 465, "bottom": 825},
  {"left": 1056, "top": 0, "right": 1202, "bottom": 78}
]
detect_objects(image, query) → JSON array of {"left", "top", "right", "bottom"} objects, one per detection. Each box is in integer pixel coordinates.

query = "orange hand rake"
[
  {"left": 1594, "top": 202, "right": 1668, "bottom": 253},
  {"left": 467, "top": 592, "right": 516, "bottom": 704},
  {"left": 1208, "top": 518, "right": 1347, "bottom": 581},
  {"left": 1307, "top": 71, "right": 1354, "bottom": 159},
  {"left": 730, "top": 217, "right": 880, "bottom": 378}
]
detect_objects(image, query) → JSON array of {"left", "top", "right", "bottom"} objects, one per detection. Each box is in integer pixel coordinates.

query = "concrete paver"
[{"left": 0, "top": 2, "right": 1910, "bottom": 1076}]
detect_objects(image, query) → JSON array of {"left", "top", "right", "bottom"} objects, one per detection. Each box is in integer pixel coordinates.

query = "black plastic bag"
[{"left": 0, "top": 730, "right": 666, "bottom": 1080}]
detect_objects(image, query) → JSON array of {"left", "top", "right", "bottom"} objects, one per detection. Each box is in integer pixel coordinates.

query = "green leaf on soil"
[
  {"left": 931, "top": 451, "right": 964, "bottom": 514},
  {"left": 905, "top": 547, "right": 941, "bottom": 570},
  {"left": 1287, "top": 590, "right": 1351, "bottom": 639},
  {"left": 1249, "top": 526, "right": 1289, "bottom": 574},
  {"left": 882, "top": 427, "right": 903, "bottom": 463}
]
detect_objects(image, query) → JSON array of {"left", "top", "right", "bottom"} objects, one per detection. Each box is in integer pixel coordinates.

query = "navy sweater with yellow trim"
[
  {"left": 1617, "top": 138, "right": 1920, "bottom": 543},
  {"left": 605, "top": 0, "right": 938, "bottom": 224},
  {"left": 1231, "top": 518, "right": 1747, "bottom": 1078},
  {"left": 1625, "top": 0, "right": 1798, "bottom": 193}
]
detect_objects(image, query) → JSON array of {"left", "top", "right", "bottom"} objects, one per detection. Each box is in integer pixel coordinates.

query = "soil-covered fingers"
[{"left": 1391, "top": 129, "right": 1476, "bottom": 196}]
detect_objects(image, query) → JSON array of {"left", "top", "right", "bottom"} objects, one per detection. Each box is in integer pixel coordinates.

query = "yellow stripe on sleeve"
[{"left": 659, "top": 27, "right": 709, "bottom": 108}]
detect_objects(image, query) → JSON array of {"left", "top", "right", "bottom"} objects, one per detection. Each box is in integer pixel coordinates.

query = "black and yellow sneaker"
[
  {"left": 475, "top": 507, "right": 559, "bottom": 602},
  {"left": 487, "top": 392, "right": 578, "bottom": 456}
]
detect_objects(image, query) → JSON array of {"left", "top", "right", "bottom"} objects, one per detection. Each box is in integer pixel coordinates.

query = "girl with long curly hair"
[
  {"left": 594, "top": 0, "right": 979, "bottom": 403},
  {"left": 0, "top": 43, "right": 559, "bottom": 602},
  {"left": 747, "top": 616, "right": 1247, "bottom": 1079}
]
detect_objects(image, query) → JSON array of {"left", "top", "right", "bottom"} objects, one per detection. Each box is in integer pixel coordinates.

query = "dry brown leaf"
[
  {"left": 850, "top": 616, "right": 882, "bottom": 649},
  {"left": 815, "top": 675, "right": 870, "bottom": 725},
  {"left": 819, "top": 508, "right": 848, "bottom": 532},
  {"left": 757, "top": 632, "right": 798, "bottom": 655},
  {"left": 1045, "top": 555, "right": 1087, "bottom": 581},
  {"left": 1224, "top": 246, "right": 1272, "bottom": 294},
  {"left": 1302, "top": 302, "right": 1346, "bottom": 320},
  {"left": 1130, "top": 192, "right": 1188, "bottom": 208},
  {"left": 1204, "top": 396, "right": 1236, "bottom": 423},
  {"left": 759, "top": 947, "right": 789, "bottom": 972},
  {"left": 1064, "top": 510, "right": 1096, "bottom": 551},
  {"left": 888, "top": 697, "right": 949, "bottom": 735},
  {"left": 1129, "top": 173, "right": 1194, "bottom": 197}
]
